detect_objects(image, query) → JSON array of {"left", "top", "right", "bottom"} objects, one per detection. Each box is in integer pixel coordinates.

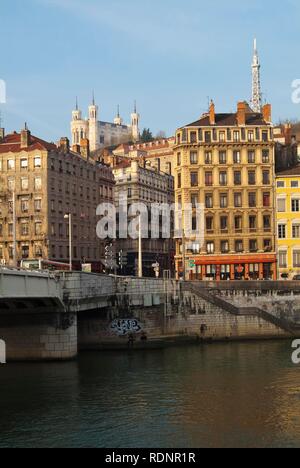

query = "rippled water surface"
[{"left": 0, "top": 340, "right": 300, "bottom": 448}]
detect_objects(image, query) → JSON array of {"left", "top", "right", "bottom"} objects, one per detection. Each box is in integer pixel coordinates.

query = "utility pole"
[
  {"left": 13, "top": 191, "right": 17, "bottom": 268},
  {"left": 138, "top": 215, "right": 143, "bottom": 278},
  {"left": 64, "top": 213, "right": 72, "bottom": 271},
  {"left": 182, "top": 228, "right": 186, "bottom": 281}
]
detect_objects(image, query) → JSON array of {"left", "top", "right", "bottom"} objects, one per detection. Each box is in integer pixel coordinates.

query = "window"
[
  {"left": 278, "top": 224, "right": 286, "bottom": 239},
  {"left": 178, "top": 173, "right": 181, "bottom": 188},
  {"left": 21, "top": 222, "right": 29, "bottom": 236},
  {"left": 204, "top": 131, "right": 211, "bottom": 143},
  {"left": 207, "top": 242, "right": 215, "bottom": 254},
  {"left": 233, "top": 151, "right": 241, "bottom": 164},
  {"left": 263, "top": 171, "right": 270, "bottom": 185},
  {"left": 248, "top": 131, "right": 254, "bottom": 142},
  {"left": 293, "top": 225, "right": 300, "bottom": 239},
  {"left": 21, "top": 177, "right": 29, "bottom": 191},
  {"left": 220, "top": 193, "right": 228, "bottom": 208},
  {"left": 263, "top": 192, "right": 271, "bottom": 207},
  {"left": 190, "top": 131, "right": 197, "bottom": 143},
  {"left": 233, "top": 131, "right": 240, "bottom": 142},
  {"left": 191, "top": 193, "right": 198, "bottom": 209},
  {"left": 219, "top": 132, "right": 225, "bottom": 142},
  {"left": 206, "top": 217, "right": 213, "bottom": 232},
  {"left": 277, "top": 181, "right": 285, "bottom": 188},
  {"left": 249, "top": 240, "right": 258, "bottom": 252},
  {"left": 248, "top": 171, "right": 256, "bottom": 185},
  {"left": 262, "top": 150, "right": 270, "bottom": 163},
  {"left": 249, "top": 216, "right": 257, "bottom": 231},
  {"left": 221, "top": 241, "right": 229, "bottom": 253},
  {"left": 190, "top": 172, "right": 198, "bottom": 187},
  {"left": 292, "top": 181, "right": 299, "bottom": 188},
  {"left": 34, "top": 177, "right": 42, "bottom": 191},
  {"left": 235, "top": 240, "right": 243, "bottom": 253},
  {"left": 263, "top": 215, "right": 271, "bottom": 231},
  {"left": 177, "top": 153, "right": 181, "bottom": 165},
  {"left": 264, "top": 239, "right": 272, "bottom": 251},
  {"left": 190, "top": 152, "right": 198, "bottom": 165},
  {"left": 220, "top": 216, "right": 228, "bottom": 231},
  {"left": 235, "top": 216, "right": 242, "bottom": 232},
  {"left": 219, "top": 151, "right": 227, "bottom": 164},
  {"left": 128, "top": 188, "right": 132, "bottom": 198},
  {"left": 234, "top": 171, "right": 241, "bottom": 185},
  {"left": 205, "top": 194, "right": 213, "bottom": 209},
  {"left": 21, "top": 245, "right": 30, "bottom": 259},
  {"left": 35, "top": 222, "right": 42, "bottom": 236},
  {"left": 248, "top": 151, "right": 255, "bottom": 164},
  {"left": 21, "top": 198, "right": 29, "bottom": 213},
  {"left": 205, "top": 172, "right": 213, "bottom": 186},
  {"left": 293, "top": 251, "right": 300, "bottom": 268},
  {"left": 277, "top": 198, "right": 286, "bottom": 212},
  {"left": 21, "top": 159, "right": 28, "bottom": 169},
  {"left": 8, "top": 178, "right": 15, "bottom": 191},
  {"left": 234, "top": 193, "right": 242, "bottom": 208},
  {"left": 279, "top": 251, "right": 287, "bottom": 268},
  {"left": 34, "top": 199, "right": 42, "bottom": 212},
  {"left": 262, "top": 131, "right": 268, "bottom": 142},
  {"left": 205, "top": 152, "right": 212, "bottom": 164},
  {"left": 7, "top": 159, "right": 15, "bottom": 170},
  {"left": 292, "top": 199, "right": 300, "bottom": 212},
  {"left": 249, "top": 192, "right": 256, "bottom": 208},
  {"left": 219, "top": 171, "right": 227, "bottom": 186}
]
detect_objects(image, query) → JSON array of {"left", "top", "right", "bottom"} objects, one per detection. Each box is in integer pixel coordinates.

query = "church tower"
[
  {"left": 131, "top": 101, "right": 140, "bottom": 142},
  {"left": 71, "top": 98, "right": 88, "bottom": 146},
  {"left": 114, "top": 105, "right": 123, "bottom": 126},
  {"left": 251, "top": 38, "right": 262, "bottom": 113},
  {"left": 88, "top": 93, "right": 99, "bottom": 152}
]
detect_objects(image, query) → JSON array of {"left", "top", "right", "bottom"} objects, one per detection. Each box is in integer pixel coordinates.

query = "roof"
[
  {"left": 185, "top": 112, "right": 269, "bottom": 128},
  {"left": 277, "top": 166, "right": 300, "bottom": 177},
  {"left": 0, "top": 132, "right": 57, "bottom": 154},
  {"left": 113, "top": 160, "right": 131, "bottom": 170}
]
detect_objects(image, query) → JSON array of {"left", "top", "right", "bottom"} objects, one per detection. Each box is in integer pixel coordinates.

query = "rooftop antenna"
[
  {"left": 75, "top": 96, "right": 78, "bottom": 111},
  {"left": 92, "top": 90, "right": 95, "bottom": 106}
]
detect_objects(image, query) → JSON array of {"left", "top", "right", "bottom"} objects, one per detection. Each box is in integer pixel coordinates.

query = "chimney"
[
  {"left": 237, "top": 102, "right": 246, "bottom": 126},
  {"left": 209, "top": 100, "right": 215, "bottom": 125},
  {"left": 20, "top": 123, "right": 31, "bottom": 149},
  {"left": 262, "top": 104, "right": 272, "bottom": 123},
  {"left": 284, "top": 123, "right": 292, "bottom": 145},
  {"left": 72, "top": 144, "right": 81, "bottom": 154},
  {"left": 0, "top": 128, "right": 4, "bottom": 142},
  {"left": 80, "top": 138, "right": 90, "bottom": 160},
  {"left": 59, "top": 137, "right": 70, "bottom": 153}
]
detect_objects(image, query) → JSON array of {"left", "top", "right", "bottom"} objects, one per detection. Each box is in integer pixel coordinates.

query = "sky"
[{"left": 1, "top": 0, "right": 300, "bottom": 142}]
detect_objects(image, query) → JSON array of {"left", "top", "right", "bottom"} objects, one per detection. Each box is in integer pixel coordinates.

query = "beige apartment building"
[
  {"left": 174, "top": 101, "right": 277, "bottom": 281},
  {"left": 0, "top": 126, "right": 114, "bottom": 270},
  {"left": 113, "top": 159, "right": 175, "bottom": 276}
]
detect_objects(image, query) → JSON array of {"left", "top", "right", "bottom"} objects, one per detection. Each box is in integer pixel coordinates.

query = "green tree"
[{"left": 140, "top": 128, "right": 154, "bottom": 143}]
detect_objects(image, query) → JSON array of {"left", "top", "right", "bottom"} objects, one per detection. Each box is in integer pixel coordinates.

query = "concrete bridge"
[{"left": 1, "top": 269, "right": 300, "bottom": 360}]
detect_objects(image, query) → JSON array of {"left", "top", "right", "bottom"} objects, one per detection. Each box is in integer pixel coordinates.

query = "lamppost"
[{"left": 64, "top": 213, "right": 72, "bottom": 271}]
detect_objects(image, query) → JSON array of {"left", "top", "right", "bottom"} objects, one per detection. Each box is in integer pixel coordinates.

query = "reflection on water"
[{"left": 0, "top": 341, "right": 300, "bottom": 448}]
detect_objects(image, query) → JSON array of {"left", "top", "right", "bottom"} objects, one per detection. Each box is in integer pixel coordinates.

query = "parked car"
[{"left": 293, "top": 275, "right": 300, "bottom": 281}]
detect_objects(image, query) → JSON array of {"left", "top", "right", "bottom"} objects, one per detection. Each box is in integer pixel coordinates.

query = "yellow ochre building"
[{"left": 276, "top": 166, "right": 300, "bottom": 279}]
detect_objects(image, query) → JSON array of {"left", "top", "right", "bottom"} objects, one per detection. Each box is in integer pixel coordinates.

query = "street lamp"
[{"left": 64, "top": 213, "right": 72, "bottom": 271}]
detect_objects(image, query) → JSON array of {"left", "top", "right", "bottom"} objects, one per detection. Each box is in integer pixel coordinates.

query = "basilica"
[{"left": 71, "top": 97, "right": 140, "bottom": 151}]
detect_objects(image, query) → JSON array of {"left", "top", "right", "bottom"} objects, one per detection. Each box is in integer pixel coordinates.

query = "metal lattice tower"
[{"left": 251, "top": 38, "right": 262, "bottom": 113}]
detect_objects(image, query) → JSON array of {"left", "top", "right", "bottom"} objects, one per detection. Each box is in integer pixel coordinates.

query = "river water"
[{"left": 0, "top": 340, "right": 300, "bottom": 448}]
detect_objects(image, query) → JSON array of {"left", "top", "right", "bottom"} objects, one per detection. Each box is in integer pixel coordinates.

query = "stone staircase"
[{"left": 183, "top": 283, "right": 300, "bottom": 335}]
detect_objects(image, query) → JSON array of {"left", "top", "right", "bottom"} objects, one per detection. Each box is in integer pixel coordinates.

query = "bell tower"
[
  {"left": 88, "top": 92, "right": 99, "bottom": 151},
  {"left": 131, "top": 101, "right": 140, "bottom": 142}
]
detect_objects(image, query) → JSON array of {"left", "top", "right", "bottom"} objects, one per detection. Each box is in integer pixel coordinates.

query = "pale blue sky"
[{"left": 1, "top": 0, "right": 300, "bottom": 141}]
